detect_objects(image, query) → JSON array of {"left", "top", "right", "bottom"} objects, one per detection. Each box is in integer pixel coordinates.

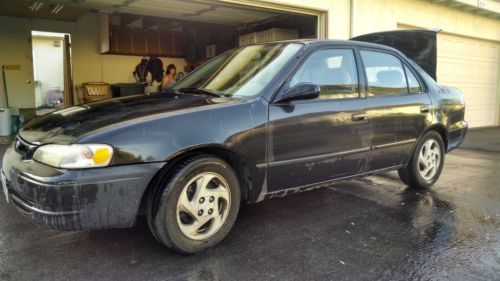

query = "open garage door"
[{"left": 436, "top": 33, "right": 499, "bottom": 128}]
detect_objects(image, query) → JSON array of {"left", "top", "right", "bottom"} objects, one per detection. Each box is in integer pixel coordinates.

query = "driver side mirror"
[{"left": 274, "top": 83, "right": 320, "bottom": 103}]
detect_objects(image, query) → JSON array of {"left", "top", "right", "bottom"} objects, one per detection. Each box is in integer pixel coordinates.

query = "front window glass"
[
  {"left": 290, "top": 49, "right": 359, "bottom": 99},
  {"left": 173, "top": 43, "right": 302, "bottom": 97}
]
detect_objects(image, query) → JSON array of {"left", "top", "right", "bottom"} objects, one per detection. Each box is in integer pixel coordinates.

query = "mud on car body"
[{"left": 2, "top": 30, "right": 467, "bottom": 253}]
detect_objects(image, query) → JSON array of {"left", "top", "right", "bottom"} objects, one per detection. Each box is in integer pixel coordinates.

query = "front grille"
[{"left": 14, "top": 136, "right": 38, "bottom": 160}]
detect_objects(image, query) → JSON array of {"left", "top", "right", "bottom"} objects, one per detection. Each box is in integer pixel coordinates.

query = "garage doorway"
[{"left": 31, "top": 31, "right": 73, "bottom": 115}]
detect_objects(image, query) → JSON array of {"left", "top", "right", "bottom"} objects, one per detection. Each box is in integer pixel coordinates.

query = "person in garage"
[{"left": 161, "top": 64, "right": 177, "bottom": 90}]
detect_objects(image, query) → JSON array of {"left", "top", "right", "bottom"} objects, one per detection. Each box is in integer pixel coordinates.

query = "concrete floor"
[{"left": 0, "top": 129, "right": 499, "bottom": 281}]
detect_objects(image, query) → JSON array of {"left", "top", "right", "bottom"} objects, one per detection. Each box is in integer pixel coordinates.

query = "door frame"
[{"left": 31, "top": 30, "right": 74, "bottom": 113}]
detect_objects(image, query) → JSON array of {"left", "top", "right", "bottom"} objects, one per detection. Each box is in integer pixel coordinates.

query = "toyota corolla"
[{"left": 1, "top": 30, "right": 467, "bottom": 253}]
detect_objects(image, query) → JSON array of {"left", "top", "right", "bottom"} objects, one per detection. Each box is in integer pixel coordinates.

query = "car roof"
[{"left": 279, "top": 38, "right": 400, "bottom": 51}]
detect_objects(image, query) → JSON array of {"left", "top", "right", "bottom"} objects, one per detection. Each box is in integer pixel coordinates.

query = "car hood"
[{"left": 19, "top": 93, "right": 234, "bottom": 144}]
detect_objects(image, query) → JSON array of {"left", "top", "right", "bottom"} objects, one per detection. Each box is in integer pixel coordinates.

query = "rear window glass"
[{"left": 360, "top": 51, "right": 407, "bottom": 97}]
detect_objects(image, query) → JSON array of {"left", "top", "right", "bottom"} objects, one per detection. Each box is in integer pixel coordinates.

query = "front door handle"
[{"left": 351, "top": 113, "right": 369, "bottom": 122}]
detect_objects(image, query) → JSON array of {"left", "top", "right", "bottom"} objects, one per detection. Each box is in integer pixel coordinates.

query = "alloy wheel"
[
  {"left": 176, "top": 172, "right": 231, "bottom": 240},
  {"left": 418, "top": 139, "right": 441, "bottom": 181}
]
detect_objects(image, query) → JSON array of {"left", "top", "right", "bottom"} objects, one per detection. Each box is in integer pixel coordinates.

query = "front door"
[{"left": 267, "top": 48, "right": 370, "bottom": 192}]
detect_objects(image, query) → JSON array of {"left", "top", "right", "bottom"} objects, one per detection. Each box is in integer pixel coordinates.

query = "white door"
[{"left": 437, "top": 33, "right": 499, "bottom": 127}]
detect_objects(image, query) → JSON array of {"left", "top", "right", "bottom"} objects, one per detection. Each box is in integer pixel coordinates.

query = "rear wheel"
[
  {"left": 398, "top": 131, "right": 445, "bottom": 189},
  {"left": 147, "top": 155, "right": 240, "bottom": 254}
]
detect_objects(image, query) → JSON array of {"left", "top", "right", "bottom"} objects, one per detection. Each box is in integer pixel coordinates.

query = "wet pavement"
[{"left": 1, "top": 128, "right": 499, "bottom": 281}]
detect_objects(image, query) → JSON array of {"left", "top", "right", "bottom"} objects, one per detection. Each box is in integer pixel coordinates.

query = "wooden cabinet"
[
  {"left": 131, "top": 29, "right": 147, "bottom": 54},
  {"left": 146, "top": 30, "right": 161, "bottom": 55},
  {"left": 100, "top": 14, "right": 185, "bottom": 57},
  {"left": 171, "top": 32, "right": 185, "bottom": 57},
  {"left": 110, "top": 25, "right": 132, "bottom": 54},
  {"left": 159, "top": 31, "right": 173, "bottom": 55},
  {"left": 158, "top": 31, "right": 185, "bottom": 57}
]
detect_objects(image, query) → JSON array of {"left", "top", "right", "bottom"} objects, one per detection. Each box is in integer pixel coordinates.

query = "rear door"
[
  {"left": 358, "top": 49, "right": 431, "bottom": 171},
  {"left": 267, "top": 47, "right": 371, "bottom": 192}
]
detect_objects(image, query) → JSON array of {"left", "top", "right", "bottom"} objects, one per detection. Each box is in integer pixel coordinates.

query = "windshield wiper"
[
  {"left": 162, "top": 88, "right": 181, "bottom": 94},
  {"left": 178, "top": 87, "right": 225, "bottom": 97}
]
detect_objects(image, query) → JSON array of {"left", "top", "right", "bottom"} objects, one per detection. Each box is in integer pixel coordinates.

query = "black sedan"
[{"left": 1, "top": 30, "right": 467, "bottom": 253}]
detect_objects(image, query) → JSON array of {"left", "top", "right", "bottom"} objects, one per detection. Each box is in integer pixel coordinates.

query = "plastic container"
[
  {"left": 0, "top": 108, "right": 11, "bottom": 137},
  {"left": 11, "top": 115, "right": 20, "bottom": 136}
]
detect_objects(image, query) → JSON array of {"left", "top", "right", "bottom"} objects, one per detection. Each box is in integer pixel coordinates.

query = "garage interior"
[{"left": 0, "top": 0, "right": 318, "bottom": 120}]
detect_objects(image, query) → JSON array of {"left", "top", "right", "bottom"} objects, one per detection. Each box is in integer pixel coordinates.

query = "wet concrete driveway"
[{"left": 0, "top": 128, "right": 499, "bottom": 280}]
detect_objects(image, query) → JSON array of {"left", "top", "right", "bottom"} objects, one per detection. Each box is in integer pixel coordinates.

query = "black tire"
[
  {"left": 146, "top": 155, "right": 240, "bottom": 254},
  {"left": 398, "top": 131, "right": 445, "bottom": 189}
]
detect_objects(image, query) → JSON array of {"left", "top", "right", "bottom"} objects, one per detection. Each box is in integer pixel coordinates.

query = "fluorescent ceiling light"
[
  {"left": 51, "top": 4, "right": 64, "bottom": 14},
  {"left": 29, "top": 1, "right": 44, "bottom": 12}
]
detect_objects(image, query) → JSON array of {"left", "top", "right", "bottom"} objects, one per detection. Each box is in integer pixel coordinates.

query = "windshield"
[{"left": 173, "top": 43, "right": 303, "bottom": 97}]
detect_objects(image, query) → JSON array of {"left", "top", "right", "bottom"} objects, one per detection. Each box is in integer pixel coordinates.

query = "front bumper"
[{"left": 1, "top": 144, "right": 164, "bottom": 230}]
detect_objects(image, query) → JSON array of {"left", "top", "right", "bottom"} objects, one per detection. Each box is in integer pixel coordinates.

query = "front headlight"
[{"left": 33, "top": 144, "right": 113, "bottom": 169}]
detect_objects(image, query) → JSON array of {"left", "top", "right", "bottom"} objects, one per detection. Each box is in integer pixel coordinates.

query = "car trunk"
[{"left": 351, "top": 30, "right": 438, "bottom": 80}]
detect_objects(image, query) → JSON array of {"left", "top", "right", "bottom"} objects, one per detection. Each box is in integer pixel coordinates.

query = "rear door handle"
[
  {"left": 420, "top": 106, "right": 431, "bottom": 113},
  {"left": 351, "top": 113, "right": 369, "bottom": 122}
]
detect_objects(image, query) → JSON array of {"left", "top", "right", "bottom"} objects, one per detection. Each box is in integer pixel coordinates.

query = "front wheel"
[
  {"left": 147, "top": 155, "right": 241, "bottom": 254},
  {"left": 398, "top": 131, "right": 445, "bottom": 189}
]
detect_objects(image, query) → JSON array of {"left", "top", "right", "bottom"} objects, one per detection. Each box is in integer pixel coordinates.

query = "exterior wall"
[
  {"left": 351, "top": 0, "right": 500, "bottom": 41},
  {"left": 0, "top": 13, "right": 186, "bottom": 109}
]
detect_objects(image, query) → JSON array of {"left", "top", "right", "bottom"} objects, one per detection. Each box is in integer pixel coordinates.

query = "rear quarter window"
[{"left": 404, "top": 65, "right": 423, "bottom": 93}]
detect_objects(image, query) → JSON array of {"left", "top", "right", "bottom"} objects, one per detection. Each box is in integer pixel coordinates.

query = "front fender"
[{"left": 77, "top": 98, "right": 269, "bottom": 184}]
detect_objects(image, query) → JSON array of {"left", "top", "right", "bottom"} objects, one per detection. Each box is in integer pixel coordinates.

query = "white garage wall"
[{"left": 352, "top": 0, "right": 500, "bottom": 42}]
